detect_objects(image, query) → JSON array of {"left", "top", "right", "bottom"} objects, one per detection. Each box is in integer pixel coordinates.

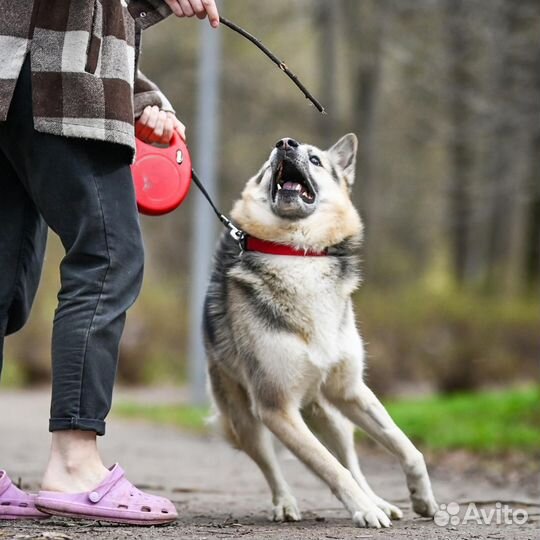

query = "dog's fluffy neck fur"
[{"left": 230, "top": 188, "right": 364, "bottom": 254}]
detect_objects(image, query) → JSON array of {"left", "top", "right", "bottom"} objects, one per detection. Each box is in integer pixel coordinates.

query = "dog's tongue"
[{"left": 283, "top": 181, "right": 302, "bottom": 191}]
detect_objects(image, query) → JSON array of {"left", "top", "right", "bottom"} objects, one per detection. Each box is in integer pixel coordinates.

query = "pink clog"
[
  {"left": 0, "top": 470, "right": 49, "bottom": 520},
  {"left": 35, "top": 464, "right": 177, "bottom": 525}
]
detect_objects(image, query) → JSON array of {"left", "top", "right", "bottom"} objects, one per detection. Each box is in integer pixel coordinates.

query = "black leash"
[{"left": 191, "top": 170, "right": 246, "bottom": 250}]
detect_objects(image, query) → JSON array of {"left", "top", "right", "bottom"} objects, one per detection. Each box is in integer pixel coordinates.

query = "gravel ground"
[{"left": 1, "top": 389, "right": 538, "bottom": 540}]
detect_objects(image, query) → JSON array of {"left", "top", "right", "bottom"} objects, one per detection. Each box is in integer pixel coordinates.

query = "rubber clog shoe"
[
  {"left": 35, "top": 464, "right": 177, "bottom": 525},
  {"left": 0, "top": 470, "right": 50, "bottom": 520}
]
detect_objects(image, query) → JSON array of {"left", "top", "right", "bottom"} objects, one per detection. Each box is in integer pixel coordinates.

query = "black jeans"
[{"left": 0, "top": 57, "right": 144, "bottom": 436}]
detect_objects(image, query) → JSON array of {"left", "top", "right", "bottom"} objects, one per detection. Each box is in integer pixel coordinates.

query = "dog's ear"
[{"left": 327, "top": 133, "right": 358, "bottom": 186}]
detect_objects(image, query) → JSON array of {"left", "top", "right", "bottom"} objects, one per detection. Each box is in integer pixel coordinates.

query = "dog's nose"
[{"left": 275, "top": 138, "right": 299, "bottom": 151}]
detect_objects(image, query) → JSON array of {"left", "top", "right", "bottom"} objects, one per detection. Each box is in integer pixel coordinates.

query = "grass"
[
  {"left": 1, "top": 360, "right": 25, "bottom": 387},
  {"left": 384, "top": 386, "right": 540, "bottom": 453},
  {"left": 114, "top": 386, "right": 540, "bottom": 454},
  {"left": 114, "top": 402, "right": 209, "bottom": 433}
]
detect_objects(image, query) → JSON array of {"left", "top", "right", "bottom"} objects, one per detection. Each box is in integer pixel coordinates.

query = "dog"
[{"left": 203, "top": 134, "right": 438, "bottom": 528}]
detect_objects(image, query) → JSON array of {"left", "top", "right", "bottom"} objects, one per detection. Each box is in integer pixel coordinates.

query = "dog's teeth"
[
  {"left": 283, "top": 181, "right": 302, "bottom": 191},
  {"left": 277, "top": 184, "right": 282, "bottom": 190}
]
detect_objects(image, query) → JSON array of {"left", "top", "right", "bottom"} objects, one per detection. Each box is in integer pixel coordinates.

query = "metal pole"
[{"left": 188, "top": 16, "right": 222, "bottom": 405}]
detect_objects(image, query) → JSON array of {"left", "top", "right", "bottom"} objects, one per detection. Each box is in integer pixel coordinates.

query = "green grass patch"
[
  {"left": 1, "top": 359, "right": 25, "bottom": 387},
  {"left": 114, "top": 402, "right": 209, "bottom": 433},
  {"left": 114, "top": 386, "right": 540, "bottom": 453},
  {"left": 384, "top": 386, "right": 540, "bottom": 453}
]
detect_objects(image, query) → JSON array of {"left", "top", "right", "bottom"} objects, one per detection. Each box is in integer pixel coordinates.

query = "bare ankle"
[{"left": 41, "top": 430, "right": 109, "bottom": 493}]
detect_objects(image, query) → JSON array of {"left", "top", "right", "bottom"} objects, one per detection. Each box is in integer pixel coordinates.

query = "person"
[{"left": 0, "top": 0, "right": 219, "bottom": 526}]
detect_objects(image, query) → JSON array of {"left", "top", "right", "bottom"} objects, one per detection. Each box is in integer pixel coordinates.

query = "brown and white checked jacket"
[{"left": 0, "top": 0, "right": 174, "bottom": 154}]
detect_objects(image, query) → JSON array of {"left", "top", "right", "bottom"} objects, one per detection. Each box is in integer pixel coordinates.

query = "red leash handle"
[{"left": 131, "top": 132, "right": 193, "bottom": 216}]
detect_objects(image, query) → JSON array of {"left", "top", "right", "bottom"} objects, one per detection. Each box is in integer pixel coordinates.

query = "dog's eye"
[{"left": 309, "top": 155, "right": 322, "bottom": 166}]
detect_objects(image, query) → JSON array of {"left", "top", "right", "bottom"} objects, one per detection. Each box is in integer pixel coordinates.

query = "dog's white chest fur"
[
  {"left": 231, "top": 255, "right": 361, "bottom": 378},
  {"left": 279, "top": 257, "right": 355, "bottom": 350}
]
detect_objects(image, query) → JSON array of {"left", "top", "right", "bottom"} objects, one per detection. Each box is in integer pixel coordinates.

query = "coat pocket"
[{"left": 85, "top": 0, "right": 103, "bottom": 74}]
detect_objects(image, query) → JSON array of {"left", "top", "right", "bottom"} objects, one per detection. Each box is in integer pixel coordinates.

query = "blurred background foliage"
[{"left": 4, "top": 0, "right": 539, "bottom": 398}]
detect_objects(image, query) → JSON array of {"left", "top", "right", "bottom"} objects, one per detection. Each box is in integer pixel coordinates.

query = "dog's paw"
[
  {"left": 372, "top": 496, "right": 403, "bottom": 520},
  {"left": 352, "top": 506, "right": 392, "bottom": 528},
  {"left": 272, "top": 494, "right": 301, "bottom": 522},
  {"left": 412, "top": 493, "right": 439, "bottom": 517}
]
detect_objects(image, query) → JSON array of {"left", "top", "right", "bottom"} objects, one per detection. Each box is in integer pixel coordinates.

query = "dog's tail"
[{"left": 206, "top": 402, "right": 243, "bottom": 449}]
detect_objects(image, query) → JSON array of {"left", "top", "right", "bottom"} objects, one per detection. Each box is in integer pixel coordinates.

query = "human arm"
[{"left": 134, "top": 70, "right": 186, "bottom": 144}]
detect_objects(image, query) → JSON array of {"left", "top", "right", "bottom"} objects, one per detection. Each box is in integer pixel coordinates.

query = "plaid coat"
[{"left": 0, "top": 0, "right": 173, "bottom": 153}]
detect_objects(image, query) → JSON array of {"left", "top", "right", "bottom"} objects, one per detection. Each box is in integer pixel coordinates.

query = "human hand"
[
  {"left": 135, "top": 106, "right": 186, "bottom": 145},
  {"left": 163, "top": 0, "right": 219, "bottom": 28}
]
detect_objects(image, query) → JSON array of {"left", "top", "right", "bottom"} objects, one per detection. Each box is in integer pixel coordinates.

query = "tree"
[{"left": 444, "top": 0, "right": 475, "bottom": 286}]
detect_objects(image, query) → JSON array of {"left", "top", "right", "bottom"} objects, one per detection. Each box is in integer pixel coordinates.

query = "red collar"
[{"left": 244, "top": 235, "right": 328, "bottom": 256}]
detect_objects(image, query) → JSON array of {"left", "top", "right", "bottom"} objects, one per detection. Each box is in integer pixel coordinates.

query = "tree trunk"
[
  {"left": 484, "top": 0, "right": 538, "bottom": 295},
  {"left": 342, "top": 0, "right": 387, "bottom": 271},
  {"left": 316, "top": 0, "right": 340, "bottom": 146},
  {"left": 525, "top": 134, "right": 540, "bottom": 290},
  {"left": 524, "top": 6, "right": 540, "bottom": 291},
  {"left": 444, "top": 0, "right": 476, "bottom": 287}
]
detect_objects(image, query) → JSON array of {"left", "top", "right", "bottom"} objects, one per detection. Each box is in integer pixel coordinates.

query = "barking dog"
[{"left": 203, "top": 134, "right": 438, "bottom": 528}]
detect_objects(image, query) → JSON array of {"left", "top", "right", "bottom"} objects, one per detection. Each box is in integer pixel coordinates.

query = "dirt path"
[{"left": 1, "top": 389, "right": 538, "bottom": 539}]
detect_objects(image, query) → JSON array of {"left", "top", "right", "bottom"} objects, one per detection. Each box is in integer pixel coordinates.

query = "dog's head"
[{"left": 231, "top": 134, "right": 363, "bottom": 251}]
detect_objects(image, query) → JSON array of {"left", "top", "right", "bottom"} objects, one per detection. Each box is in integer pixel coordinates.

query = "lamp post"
[{"left": 188, "top": 14, "right": 222, "bottom": 405}]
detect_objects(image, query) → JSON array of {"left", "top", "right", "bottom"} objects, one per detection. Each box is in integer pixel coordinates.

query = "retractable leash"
[
  {"left": 131, "top": 16, "right": 325, "bottom": 250},
  {"left": 132, "top": 131, "right": 192, "bottom": 215},
  {"left": 190, "top": 169, "right": 247, "bottom": 252}
]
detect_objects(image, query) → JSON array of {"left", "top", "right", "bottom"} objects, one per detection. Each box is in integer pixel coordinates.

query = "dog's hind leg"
[
  {"left": 260, "top": 405, "right": 391, "bottom": 528},
  {"left": 208, "top": 366, "right": 301, "bottom": 522},
  {"left": 325, "top": 381, "right": 438, "bottom": 518},
  {"left": 302, "top": 399, "right": 403, "bottom": 520}
]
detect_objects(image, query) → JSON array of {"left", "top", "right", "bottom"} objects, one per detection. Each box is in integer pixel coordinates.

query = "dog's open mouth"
[{"left": 272, "top": 160, "right": 315, "bottom": 204}]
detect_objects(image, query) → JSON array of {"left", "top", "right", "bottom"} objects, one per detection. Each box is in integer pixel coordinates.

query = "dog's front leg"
[
  {"left": 303, "top": 400, "right": 403, "bottom": 520},
  {"left": 327, "top": 383, "right": 438, "bottom": 517},
  {"left": 260, "top": 406, "right": 391, "bottom": 528}
]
